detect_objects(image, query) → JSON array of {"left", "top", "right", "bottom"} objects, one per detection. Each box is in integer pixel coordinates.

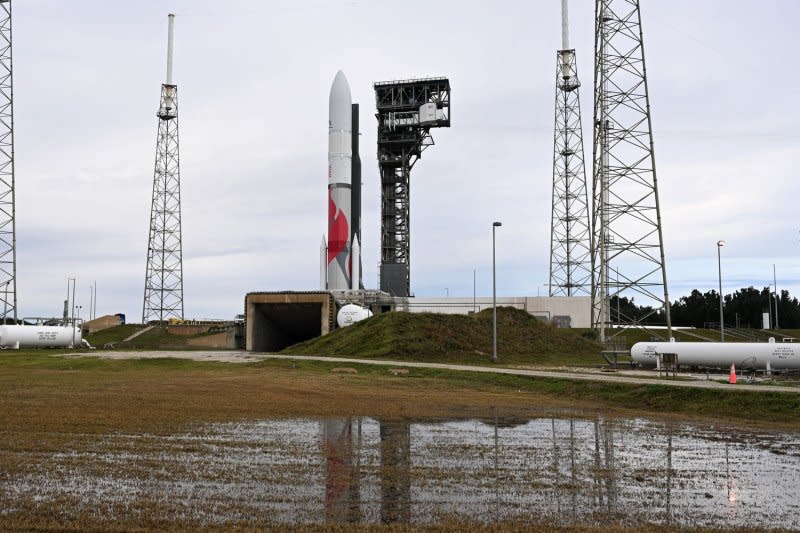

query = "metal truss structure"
[
  {"left": 142, "top": 83, "right": 184, "bottom": 322},
  {"left": 549, "top": 48, "right": 591, "bottom": 297},
  {"left": 0, "top": 1, "right": 16, "bottom": 322},
  {"left": 374, "top": 78, "right": 450, "bottom": 297},
  {"left": 591, "top": 0, "right": 671, "bottom": 343}
]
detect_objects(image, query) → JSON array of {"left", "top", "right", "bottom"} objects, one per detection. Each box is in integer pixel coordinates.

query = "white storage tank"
[
  {"left": 0, "top": 325, "right": 83, "bottom": 349},
  {"left": 336, "top": 304, "right": 373, "bottom": 328}
]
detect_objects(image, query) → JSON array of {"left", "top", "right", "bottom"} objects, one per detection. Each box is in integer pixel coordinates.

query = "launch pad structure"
[
  {"left": 0, "top": 0, "right": 16, "bottom": 322},
  {"left": 142, "top": 14, "right": 185, "bottom": 323},
  {"left": 591, "top": 0, "right": 672, "bottom": 344},
  {"left": 375, "top": 78, "right": 450, "bottom": 298},
  {"left": 549, "top": 0, "right": 591, "bottom": 298}
]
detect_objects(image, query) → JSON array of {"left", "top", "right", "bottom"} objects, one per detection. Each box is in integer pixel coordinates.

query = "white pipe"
[
  {"left": 561, "top": 0, "right": 570, "bottom": 50},
  {"left": 166, "top": 14, "right": 175, "bottom": 85},
  {"left": 351, "top": 236, "right": 360, "bottom": 291}
]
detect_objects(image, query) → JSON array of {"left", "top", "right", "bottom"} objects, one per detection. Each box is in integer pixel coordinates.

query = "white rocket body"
[{"left": 327, "top": 71, "right": 354, "bottom": 290}]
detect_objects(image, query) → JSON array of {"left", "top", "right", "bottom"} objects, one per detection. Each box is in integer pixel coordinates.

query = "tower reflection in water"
[
  {"left": 315, "top": 414, "right": 782, "bottom": 527},
  {"left": 321, "top": 418, "right": 411, "bottom": 524},
  {"left": 321, "top": 418, "right": 361, "bottom": 523}
]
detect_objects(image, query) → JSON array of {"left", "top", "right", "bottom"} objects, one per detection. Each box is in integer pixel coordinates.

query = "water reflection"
[
  {"left": 316, "top": 414, "right": 799, "bottom": 528},
  {"left": 6, "top": 412, "right": 798, "bottom": 528},
  {"left": 321, "top": 418, "right": 360, "bottom": 522}
]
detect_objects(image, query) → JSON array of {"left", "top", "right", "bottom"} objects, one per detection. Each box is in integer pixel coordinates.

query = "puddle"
[{"left": 1, "top": 413, "right": 798, "bottom": 528}]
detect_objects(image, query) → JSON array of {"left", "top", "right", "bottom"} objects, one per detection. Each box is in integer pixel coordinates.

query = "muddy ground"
[{"left": 0, "top": 355, "right": 796, "bottom": 532}]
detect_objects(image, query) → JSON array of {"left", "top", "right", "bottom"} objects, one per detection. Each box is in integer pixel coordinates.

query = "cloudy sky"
[{"left": 11, "top": 0, "right": 800, "bottom": 321}]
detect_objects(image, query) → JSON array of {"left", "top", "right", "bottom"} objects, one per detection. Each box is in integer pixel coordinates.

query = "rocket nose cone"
[{"left": 329, "top": 70, "right": 352, "bottom": 129}]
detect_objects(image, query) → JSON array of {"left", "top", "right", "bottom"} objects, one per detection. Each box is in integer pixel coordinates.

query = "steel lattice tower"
[
  {"left": 549, "top": 0, "right": 591, "bottom": 297},
  {"left": 0, "top": 1, "right": 16, "bottom": 322},
  {"left": 591, "top": 0, "right": 671, "bottom": 343},
  {"left": 374, "top": 78, "right": 450, "bottom": 297},
  {"left": 142, "top": 14, "right": 184, "bottom": 323}
]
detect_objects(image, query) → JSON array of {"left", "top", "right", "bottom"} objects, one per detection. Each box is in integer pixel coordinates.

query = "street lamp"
[
  {"left": 492, "top": 221, "right": 502, "bottom": 363},
  {"left": 717, "top": 240, "right": 725, "bottom": 342},
  {"left": 69, "top": 277, "right": 76, "bottom": 348}
]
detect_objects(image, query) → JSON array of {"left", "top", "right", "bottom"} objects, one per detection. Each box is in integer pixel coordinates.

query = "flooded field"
[{"left": 1, "top": 412, "right": 798, "bottom": 529}]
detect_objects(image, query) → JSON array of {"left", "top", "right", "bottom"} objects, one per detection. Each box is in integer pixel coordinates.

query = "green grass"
[
  {"left": 0, "top": 351, "right": 231, "bottom": 372},
  {"left": 1, "top": 352, "right": 797, "bottom": 426},
  {"left": 282, "top": 307, "right": 603, "bottom": 366},
  {"left": 253, "top": 357, "right": 800, "bottom": 425},
  {"left": 85, "top": 324, "right": 146, "bottom": 347},
  {"left": 85, "top": 324, "right": 232, "bottom": 350}
]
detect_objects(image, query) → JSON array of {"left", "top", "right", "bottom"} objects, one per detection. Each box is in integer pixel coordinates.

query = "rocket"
[{"left": 324, "top": 70, "right": 362, "bottom": 291}]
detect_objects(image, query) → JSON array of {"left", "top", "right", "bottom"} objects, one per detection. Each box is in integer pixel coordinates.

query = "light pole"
[
  {"left": 473, "top": 268, "right": 476, "bottom": 314},
  {"left": 492, "top": 221, "right": 502, "bottom": 363},
  {"left": 717, "top": 240, "right": 725, "bottom": 342},
  {"left": 773, "top": 264, "right": 779, "bottom": 330},
  {"left": 69, "top": 277, "right": 76, "bottom": 348}
]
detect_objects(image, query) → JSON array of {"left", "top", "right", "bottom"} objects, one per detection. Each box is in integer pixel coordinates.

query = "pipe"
[
  {"left": 166, "top": 14, "right": 175, "bottom": 85},
  {"left": 561, "top": 0, "right": 570, "bottom": 50}
]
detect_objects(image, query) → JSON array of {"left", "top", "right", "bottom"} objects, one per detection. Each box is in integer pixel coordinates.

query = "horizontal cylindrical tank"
[
  {"left": 336, "top": 304, "right": 373, "bottom": 328},
  {"left": 631, "top": 340, "right": 800, "bottom": 371},
  {"left": 0, "top": 325, "right": 82, "bottom": 349}
]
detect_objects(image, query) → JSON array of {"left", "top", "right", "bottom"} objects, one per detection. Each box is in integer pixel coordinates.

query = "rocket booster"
[{"left": 327, "top": 71, "right": 353, "bottom": 290}]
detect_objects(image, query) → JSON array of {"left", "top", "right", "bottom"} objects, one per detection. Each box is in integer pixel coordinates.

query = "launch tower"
[
  {"left": 549, "top": 0, "right": 591, "bottom": 297},
  {"left": 592, "top": 0, "right": 671, "bottom": 342},
  {"left": 0, "top": 1, "right": 16, "bottom": 322},
  {"left": 374, "top": 78, "right": 450, "bottom": 297},
  {"left": 142, "top": 14, "right": 184, "bottom": 322}
]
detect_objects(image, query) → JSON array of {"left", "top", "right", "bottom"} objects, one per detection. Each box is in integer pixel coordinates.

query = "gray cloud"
[{"left": 10, "top": 0, "right": 800, "bottom": 320}]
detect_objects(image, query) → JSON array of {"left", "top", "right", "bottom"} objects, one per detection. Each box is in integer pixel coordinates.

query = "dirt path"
[{"left": 81, "top": 350, "right": 800, "bottom": 394}]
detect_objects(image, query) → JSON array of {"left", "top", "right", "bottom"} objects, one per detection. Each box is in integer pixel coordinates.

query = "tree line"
[{"left": 611, "top": 286, "right": 799, "bottom": 329}]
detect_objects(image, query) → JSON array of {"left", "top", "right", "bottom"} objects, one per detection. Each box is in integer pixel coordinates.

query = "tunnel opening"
[{"left": 246, "top": 292, "right": 334, "bottom": 352}]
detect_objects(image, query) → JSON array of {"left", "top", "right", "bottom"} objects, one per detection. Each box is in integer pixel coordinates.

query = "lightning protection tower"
[
  {"left": 142, "top": 14, "right": 184, "bottom": 323},
  {"left": 374, "top": 78, "right": 450, "bottom": 297},
  {"left": 549, "top": 0, "right": 591, "bottom": 297},
  {"left": 591, "top": 0, "right": 671, "bottom": 343},
  {"left": 0, "top": 1, "right": 16, "bottom": 323}
]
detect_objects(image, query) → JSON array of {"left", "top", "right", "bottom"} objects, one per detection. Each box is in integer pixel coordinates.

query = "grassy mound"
[
  {"left": 282, "top": 306, "right": 602, "bottom": 365},
  {"left": 85, "top": 324, "right": 146, "bottom": 347},
  {"left": 86, "top": 325, "right": 232, "bottom": 350}
]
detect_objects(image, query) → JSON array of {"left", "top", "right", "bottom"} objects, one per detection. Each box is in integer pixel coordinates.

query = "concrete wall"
[
  {"left": 83, "top": 315, "right": 122, "bottom": 334},
  {"left": 186, "top": 330, "right": 238, "bottom": 349},
  {"left": 402, "top": 296, "right": 591, "bottom": 328}
]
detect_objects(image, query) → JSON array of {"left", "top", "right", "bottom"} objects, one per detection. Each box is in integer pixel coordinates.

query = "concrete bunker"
[{"left": 245, "top": 292, "right": 334, "bottom": 352}]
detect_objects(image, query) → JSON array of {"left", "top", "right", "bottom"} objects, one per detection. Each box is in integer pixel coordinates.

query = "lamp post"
[
  {"left": 473, "top": 269, "right": 476, "bottom": 314},
  {"left": 773, "top": 264, "right": 779, "bottom": 330},
  {"left": 69, "top": 277, "right": 77, "bottom": 348},
  {"left": 492, "top": 221, "right": 502, "bottom": 363},
  {"left": 717, "top": 240, "right": 725, "bottom": 342}
]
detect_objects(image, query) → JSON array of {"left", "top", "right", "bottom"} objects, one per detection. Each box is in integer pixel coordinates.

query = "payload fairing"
[{"left": 323, "top": 71, "right": 362, "bottom": 291}]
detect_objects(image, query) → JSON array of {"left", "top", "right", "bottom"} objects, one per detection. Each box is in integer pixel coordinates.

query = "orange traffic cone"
[{"left": 729, "top": 363, "right": 737, "bottom": 384}]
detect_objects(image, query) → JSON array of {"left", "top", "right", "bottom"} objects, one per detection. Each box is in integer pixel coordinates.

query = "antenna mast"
[
  {"left": 549, "top": 0, "right": 591, "bottom": 297},
  {"left": 143, "top": 14, "right": 184, "bottom": 322},
  {"left": 0, "top": 0, "right": 16, "bottom": 322}
]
